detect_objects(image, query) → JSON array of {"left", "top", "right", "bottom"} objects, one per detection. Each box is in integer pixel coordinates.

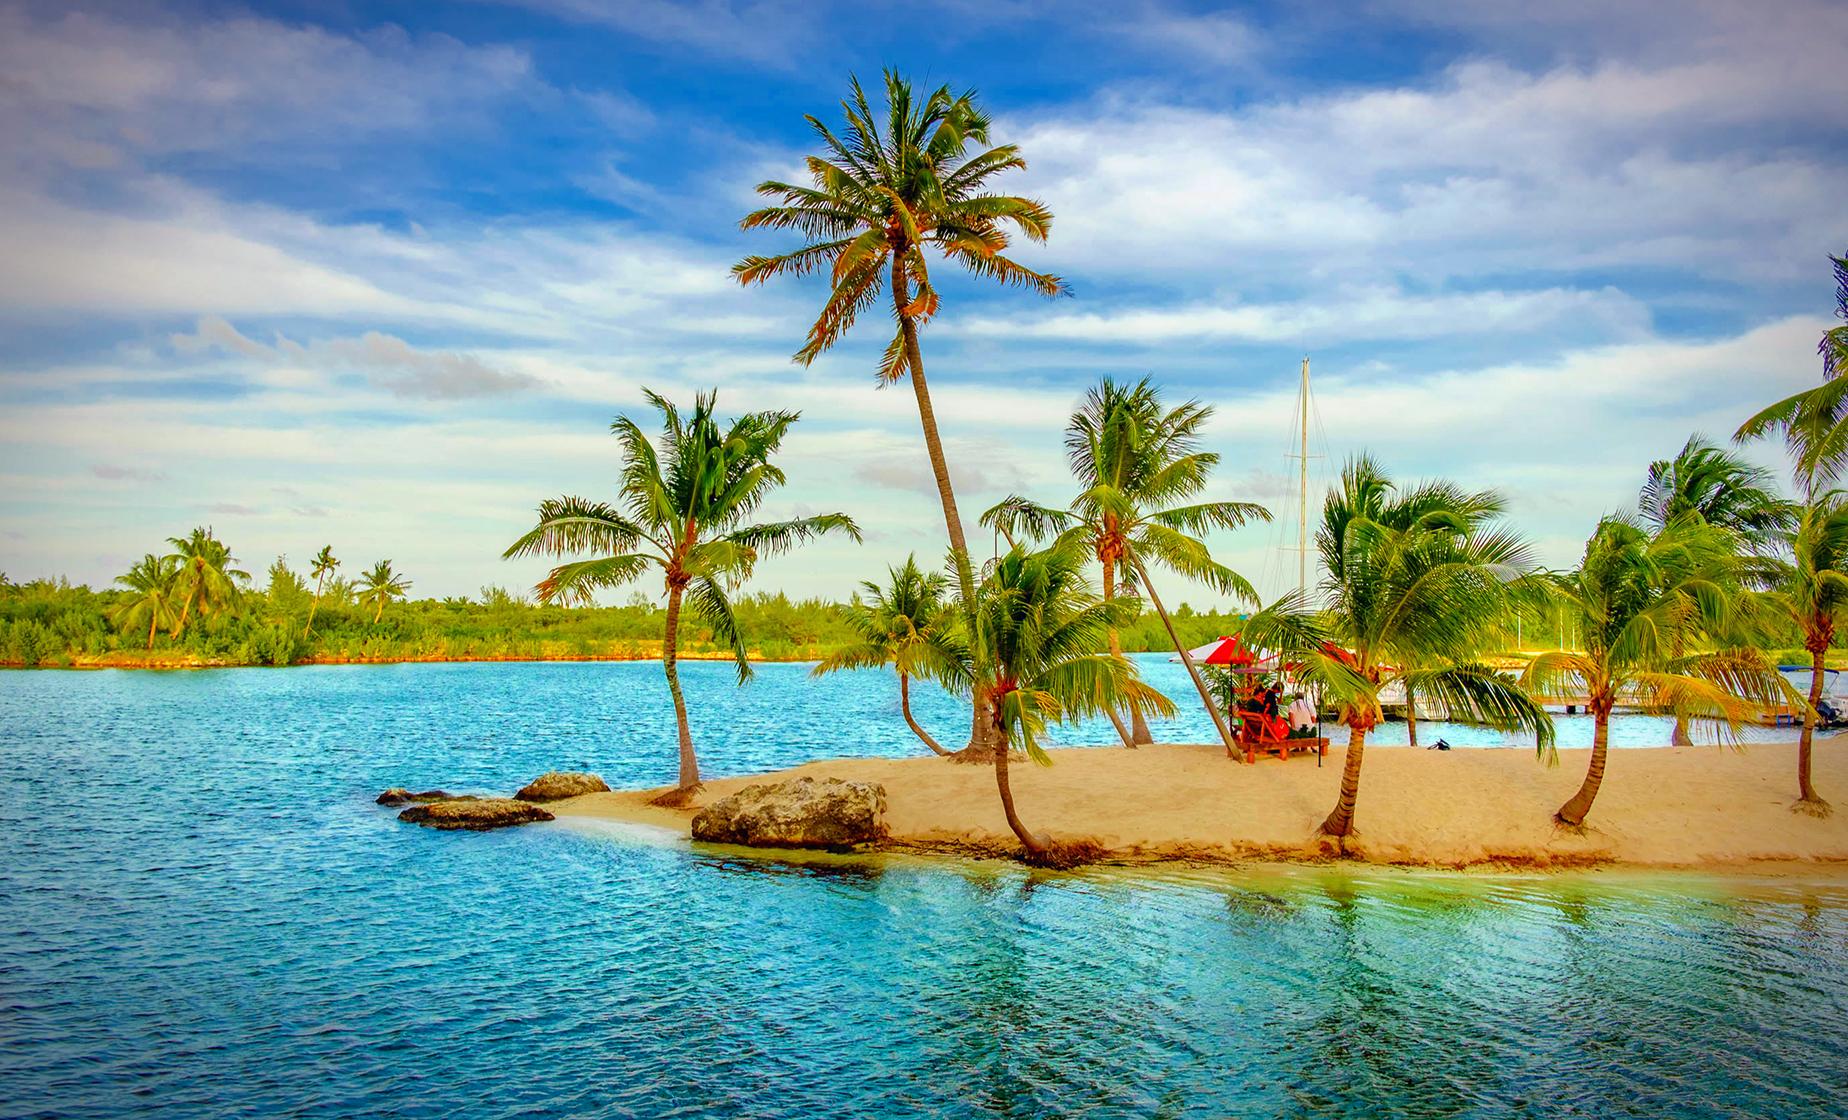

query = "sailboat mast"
[{"left": 1297, "top": 356, "right": 1310, "bottom": 598}]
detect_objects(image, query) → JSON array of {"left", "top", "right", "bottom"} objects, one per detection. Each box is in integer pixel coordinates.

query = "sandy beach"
[{"left": 551, "top": 740, "right": 1848, "bottom": 869}]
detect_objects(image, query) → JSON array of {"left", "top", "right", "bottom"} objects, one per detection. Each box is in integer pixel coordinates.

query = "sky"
[{"left": 2, "top": 0, "right": 1845, "bottom": 606}]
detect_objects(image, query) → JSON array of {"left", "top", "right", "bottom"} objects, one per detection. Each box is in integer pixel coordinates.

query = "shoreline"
[
  {"left": 1, "top": 648, "right": 828, "bottom": 671},
  {"left": 548, "top": 742, "right": 1848, "bottom": 871}
]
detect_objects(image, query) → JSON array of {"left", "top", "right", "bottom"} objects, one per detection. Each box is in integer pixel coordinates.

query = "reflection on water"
[{"left": 0, "top": 664, "right": 1841, "bottom": 1118}]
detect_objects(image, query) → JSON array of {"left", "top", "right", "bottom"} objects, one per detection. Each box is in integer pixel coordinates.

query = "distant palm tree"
[
  {"left": 111, "top": 554, "right": 181, "bottom": 649},
  {"left": 939, "top": 541, "right": 1174, "bottom": 861},
  {"left": 1762, "top": 494, "right": 1848, "bottom": 816},
  {"left": 1735, "top": 252, "right": 1848, "bottom": 496},
  {"left": 984, "top": 377, "right": 1267, "bottom": 751},
  {"left": 355, "top": 560, "right": 411, "bottom": 624},
  {"left": 736, "top": 70, "right": 1064, "bottom": 755},
  {"left": 1311, "top": 458, "right": 1552, "bottom": 843},
  {"left": 1640, "top": 435, "right": 1794, "bottom": 539},
  {"left": 1522, "top": 517, "right": 1789, "bottom": 827},
  {"left": 505, "top": 390, "right": 860, "bottom": 801},
  {"left": 166, "top": 527, "right": 247, "bottom": 637},
  {"left": 812, "top": 556, "right": 960, "bottom": 756},
  {"left": 305, "top": 545, "right": 340, "bottom": 637}
]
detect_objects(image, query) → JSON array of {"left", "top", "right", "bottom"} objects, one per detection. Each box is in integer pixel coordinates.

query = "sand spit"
[{"left": 550, "top": 741, "right": 1848, "bottom": 869}]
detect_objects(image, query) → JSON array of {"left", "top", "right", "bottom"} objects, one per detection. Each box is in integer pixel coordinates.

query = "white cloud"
[{"left": 169, "top": 316, "right": 539, "bottom": 400}]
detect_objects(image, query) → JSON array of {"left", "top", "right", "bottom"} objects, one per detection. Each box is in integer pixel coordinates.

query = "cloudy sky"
[{"left": 2, "top": 0, "right": 1845, "bottom": 605}]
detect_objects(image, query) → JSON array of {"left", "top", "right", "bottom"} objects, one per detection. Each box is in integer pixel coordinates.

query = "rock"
[
  {"left": 691, "top": 777, "right": 888, "bottom": 850},
  {"left": 376, "top": 788, "right": 457, "bottom": 805},
  {"left": 514, "top": 771, "right": 611, "bottom": 801},
  {"left": 398, "top": 798, "right": 554, "bottom": 831}
]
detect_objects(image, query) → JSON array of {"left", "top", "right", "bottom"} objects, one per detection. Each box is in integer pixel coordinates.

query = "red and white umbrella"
[{"left": 1170, "top": 635, "right": 1266, "bottom": 667}]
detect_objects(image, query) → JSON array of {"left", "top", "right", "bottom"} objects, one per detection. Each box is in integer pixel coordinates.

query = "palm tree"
[
  {"left": 505, "top": 390, "right": 860, "bottom": 801},
  {"left": 355, "top": 560, "right": 411, "bottom": 623},
  {"left": 735, "top": 70, "right": 1064, "bottom": 755},
  {"left": 1735, "top": 252, "right": 1848, "bottom": 495},
  {"left": 111, "top": 554, "right": 181, "bottom": 649},
  {"left": 166, "top": 527, "right": 247, "bottom": 637},
  {"left": 983, "top": 377, "right": 1268, "bottom": 752},
  {"left": 1311, "top": 458, "right": 1553, "bottom": 843},
  {"left": 305, "top": 545, "right": 339, "bottom": 637},
  {"left": 1640, "top": 435, "right": 1794, "bottom": 539},
  {"left": 812, "top": 556, "right": 960, "bottom": 756},
  {"left": 1522, "top": 516, "right": 1790, "bottom": 827},
  {"left": 1761, "top": 494, "right": 1848, "bottom": 815},
  {"left": 938, "top": 541, "right": 1174, "bottom": 862}
]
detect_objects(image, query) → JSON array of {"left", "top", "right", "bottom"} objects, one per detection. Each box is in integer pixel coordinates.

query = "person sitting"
[{"left": 1287, "top": 693, "right": 1317, "bottom": 738}]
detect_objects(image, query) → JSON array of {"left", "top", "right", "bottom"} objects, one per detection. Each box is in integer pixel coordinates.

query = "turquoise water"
[{"left": 2, "top": 660, "right": 1842, "bottom": 1119}]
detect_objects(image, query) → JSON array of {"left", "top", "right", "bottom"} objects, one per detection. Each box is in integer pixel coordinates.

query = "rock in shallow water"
[
  {"left": 691, "top": 777, "right": 888, "bottom": 850},
  {"left": 398, "top": 798, "right": 553, "bottom": 831},
  {"left": 376, "top": 788, "right": 461, "bottom": 805},
  {"left": 515, "top": 771, "right": 611, "bottom": 802}
]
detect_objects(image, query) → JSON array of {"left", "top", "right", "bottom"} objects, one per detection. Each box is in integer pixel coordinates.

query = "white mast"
[{"left": 1296, "top": 356, "right": 1310, "bottom": 598}]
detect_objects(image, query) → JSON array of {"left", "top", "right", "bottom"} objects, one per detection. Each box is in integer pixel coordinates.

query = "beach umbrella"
[{"left": 1171, "top": 635, "right": 1260, "bottom": 666}]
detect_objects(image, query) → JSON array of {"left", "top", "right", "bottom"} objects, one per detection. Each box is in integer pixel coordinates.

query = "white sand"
[{"left": 550, "top": 739, "right": 1848, "bottom": 869}]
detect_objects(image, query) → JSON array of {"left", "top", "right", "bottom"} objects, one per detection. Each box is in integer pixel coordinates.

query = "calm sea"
[{"left": 1, "top": 660, "right": 1840, "bottom": 1119}]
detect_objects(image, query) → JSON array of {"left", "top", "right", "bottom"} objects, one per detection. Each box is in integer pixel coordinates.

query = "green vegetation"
[{"left": 505, "top": 389, "right": 859, "bottom": 799}]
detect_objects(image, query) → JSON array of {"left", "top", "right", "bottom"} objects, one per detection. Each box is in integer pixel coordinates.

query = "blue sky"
[{"left": 2, "top": 0, "right": 1845, "bottom": 603}]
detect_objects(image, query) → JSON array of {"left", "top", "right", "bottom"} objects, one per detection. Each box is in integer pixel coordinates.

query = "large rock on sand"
[
  {"left": 691, "top": 777, "right": 888, "bottom": 850},
  {"left": 514, "top": 771, "right": 611, "bottom": 801},
  {"left": 398, "top": 798, "right": 553, "bottom": 831}
]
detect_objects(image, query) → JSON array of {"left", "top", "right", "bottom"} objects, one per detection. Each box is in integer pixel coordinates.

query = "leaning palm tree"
[
  {"left": 166, "top": 527, "right": 247, "bottom": 637},
  {"left": 1522, "top": 516, "right": 1792, "bottom": 827},
  {"left": 1735, "top": 252, "right": 1848, "bottom": 495},
  {"left": 937, "top": 541, "right": 1175, "bottom": 862},
  {"left": 1640, "top": 435, "right": 1795, "bottom": 540},
  {"left": 505, "top": 390, "right": 860, "bottom": 801},
  {"left": 812, "top": 556, "right": 960, "bottom": 756},
  {"left": 983, "top": 377, "right": 1268, "bottom": 752},
  {"left": 355, "top": 560, "right": 411, "bottom": 623},
  {"left": 1311, "top": 457, "right": 1553, "bottom": 843},
  {"left": 304, "top": 545, "right": 340, "bottom": 637},
  {"left": 736, "top": 70, "right": 1064, "bottom": 754},
  {"left": 1760, "top": 494, "right": 1848, "bottom": 815},
  {"left": 111, "top": 554, "right": 181, "bottom": 649}
]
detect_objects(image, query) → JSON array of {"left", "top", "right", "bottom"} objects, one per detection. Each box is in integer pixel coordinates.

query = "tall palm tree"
[
  {"left": 355, "top": 560, "right": 411, "bottom": 624},
  {"left": 305, "top": 545, "right": 340, "bottom": 637},
  {"left": 1735, "top": 252, "right": 1848, "bottom": 496},
  {"left": 1310, "top": 458, "right": 1553, "bottom": 843},
  {"left": 166, "top": 527, "right": 247, "bottom": 637},
  {"left": 735, "top": 70, "right": 1064, "bottom": 755},
  {"left": 938, "top": 541, "right": 1174, "bottom": 862},
  {"left": 111, "top": 554, "right": 181, "bottom": 649},
  {"left": 1761, "top": 493, "right": 1848, "bottom": 816},
  {"left": 1522, "top": 516, "right": 1790, "bottom": 827},
  {"left": 505, "top": 390, "right": 860, "bottom": 801},
  {"left": 812, "top": 555, "right": 960, "bottom": 756},
  {"left": 983, "top": 377, "right": 1268, "bottom": 752}
]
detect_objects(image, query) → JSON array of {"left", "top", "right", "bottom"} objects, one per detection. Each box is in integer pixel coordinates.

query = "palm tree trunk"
[
  {"left": 1405, "top": 683, "right": 1418, "bottom": 748},
  {"left": 893, "top": 256, "right": 991, "bottom": 759},
  {"left": 1103, "top": 557, "right": 1148, "bottom": 746},
  {"left": 1320, "top": 721, "right": 1368, "bottom": 841},
  {"left": 1129, "top": 555, "right": 1239, "bottom": 756},
  {"left": 146, "top": 612, "right": 158, "bottom": 650},
  {"left": 661, "top": 584, "right": 701, "bottom": 792},
  {"left": 1557, "top": 701, "right": 1609, "bottom": 826},
  {"left": 900, "top": 672, "right": 951, "bottom": 757},
  {"left": 305, "top": 574, "right": 323, "bottom": 638},
  {"left": 1797, "top": 642, "right": 1832, "bottom": 815},
  {"left": 373, "top": 599, "right": 383, "bottom": 624},
  {"left": 991, "top": 721, "right": 1051, "bottom": 859}
]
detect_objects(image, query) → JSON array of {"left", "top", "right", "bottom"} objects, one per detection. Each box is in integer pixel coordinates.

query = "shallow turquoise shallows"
[{"left": 1, "top": 659, "right": 1842, "bottom": 1120}]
